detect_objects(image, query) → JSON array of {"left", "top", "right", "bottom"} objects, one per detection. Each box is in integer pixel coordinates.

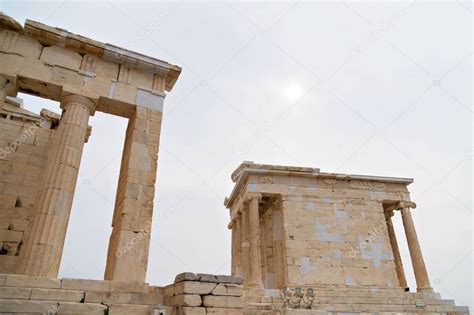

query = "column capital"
[
  {"left": 400, "top": 200, "right": 417, "bottom": 210},
  {"left": 244, "top": 192, "right": 262, "bottom": 203},
  {"left": 385, "top": 200, "right": 417, "bottom": 212},
  {"left": 60, "top": 94, "right": 96, "bottom": 114}
]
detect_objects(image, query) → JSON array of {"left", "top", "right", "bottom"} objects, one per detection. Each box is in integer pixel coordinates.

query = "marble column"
[
  {"left": 235, "top": 213, "right": 242, "bottom": 277},
  {"left": 104, "top": 106, "right": 163, "bottom": 283},
  {"left": 241, "top": 206, "right": 250, "bottom": 286},
  {"left": 104, "top": 75, "right": 166, "bottom": 283},
  {"left": 401, "top": 207, "right": 433, "bottom": 292},
  {"left": 231, "top": 221, "right": 236, "bottom": 276},
  {"left": 248, "top": 193, "right": 263, "bottom": 289},
  {"left": 385, "top": 211, "right": 408, "bottom": 290},
  {"left": 17, "top": 94, "right": 95, "bottom": 277}
]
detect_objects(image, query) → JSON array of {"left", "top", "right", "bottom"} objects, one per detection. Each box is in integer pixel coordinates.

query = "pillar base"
[
  {"left": 244, "top": 285, "right": 265, "bottom": 298},
  {"left": 417, "top": 287, "right": 434, "bottom": 293}
]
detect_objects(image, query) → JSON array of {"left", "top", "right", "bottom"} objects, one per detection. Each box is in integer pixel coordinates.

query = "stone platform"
[
  {"left": 0, "top": 272, "right": 246, "bottom": 314},
  {"left": 163, "top": 272, "right": 244, "bottom": 315},
  {"left": 244, "top": 287, "right": 469, "bottom": 315},
  {"left": 0, "top": 273, "right": 162, "bottom": 314}
]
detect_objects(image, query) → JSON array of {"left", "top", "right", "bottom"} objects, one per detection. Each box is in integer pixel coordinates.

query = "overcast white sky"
[{"left": 1, "top": 0, "right": 472, "bottom": 308}]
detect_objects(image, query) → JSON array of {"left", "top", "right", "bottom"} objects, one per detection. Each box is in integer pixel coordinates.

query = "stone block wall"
[
  {"left": 0, "top": 113, "right": 55, "bottom": 273},
  {"left": 246, "top": 173, "right": 411, "bottom": 288},
  {"left": 0, "top": 273, "right": 163, "bottom": 314},
  {"left": 163, "top": 272, "right": 244, "bottom": 315}
]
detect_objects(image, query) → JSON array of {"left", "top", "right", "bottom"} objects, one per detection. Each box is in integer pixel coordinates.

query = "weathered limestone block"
[
  {"left": 165, "top": 281, "right": 217, "bottom": 296},
  {"left": 211, "top": 283, "right": 243, "bottom": 296},
  {"left": 40, "top": 45, "right": 83, "bottom": 70},
  {"left": 343, "top": 267, "right": 387, "bottom": 286},
  {"left": 30, "top": 288, "right": 84, "bottom": 302},
  {"left": 104, "top": 229, "right": 150, "bottom": 282},
  {"left": 109, "top": 281, "right": 144, "bottom": 293},
  {"left": 57, "top": 301, "right": 107, "bottom": 314},
  {"left": 177, "top": 306, "right": 207, "bottom": 315},
  {"left": 108, "top": 304, "right": 151, "bottom": 315},
  {"left": 0, "top": 299, "right": 57, "bottom": 313},
  {"left": 84, "top": 291, "right": 134, "bottom": 304},
  {"left": 0, "top": 194, "right": 16, "bottom": 208},
  {"left": 4, "top": 274, "right": 61, "bottom": 288},
  {"left": 175, "top": 272, "right": 200, "bottom": 283},
  {"left": 164, "top": 294, "right": 202, "bottom": 307},
  {"left": 287, "top": 265, "right": 344, "bottom": 286},
  {"left": 0, "top": 286, "right": 31, "bottom": 299},
  {"left": 206, "top": 307, "right": 243, "bottom": 315},
  {"left": 202, "top": 295, "right": 243, "bottom": 308},
  {"left": 134, "top": 292, "right": 163, "bottom": 305},
  {"left": 61, "top": 278, "right": 110, "bottom": 291},
  {"left": 8, "top": 218, "right": 28, "bottom": 231},
  {"left": 142, "top": 284, "right": 162, "bottom": 294},
  {"left": 0, "top": 256, "right": 17, "bottom": 273},
  {"left": 0, "top": 230, "right": 23, "bottom": 243},
  {"left": 174, "top": 273, "right": 243, "bottom": 285},
  {"left": 198, "top": 274, "right": 243, "bottom": 284}
]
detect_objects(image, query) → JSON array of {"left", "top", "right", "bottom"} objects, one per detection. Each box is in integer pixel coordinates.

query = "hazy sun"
[{"left": 282, "top": 82, "right": 304, "bottom": 103}]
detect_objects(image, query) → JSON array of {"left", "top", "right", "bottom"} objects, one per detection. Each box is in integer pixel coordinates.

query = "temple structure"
[
  {"left": 0, "top": 13, "right": 243, "bottom": 314},
  {"left": 0, "top": 12, "right": 469, "bottom": 315},
  {"left": 225, "top": 162, "right": 469, "bottom": 313}
]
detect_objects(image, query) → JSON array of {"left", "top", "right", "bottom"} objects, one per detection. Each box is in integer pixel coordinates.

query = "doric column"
[
  {"left": 17, "top": 94, "right": 95, "bottom": 277},
  {"left": 247, "top": 193, "right": 263, "bottom": 289},
  {"left": 235, "top": 213, "right": 242, "bottom": 277},
  {"left": 401, "top": 206, "right": 433, "bottom": 292},
  {"left": 385, "top": 211, "right": 408, "bottom": 290},
  {"left": 241, "top": 206, "right": 250, "bottom": 286}
]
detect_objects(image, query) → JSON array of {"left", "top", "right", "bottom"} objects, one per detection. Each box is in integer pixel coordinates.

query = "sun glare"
[{"left": 282, "top": 82, "right": 304, "bottom": 103}]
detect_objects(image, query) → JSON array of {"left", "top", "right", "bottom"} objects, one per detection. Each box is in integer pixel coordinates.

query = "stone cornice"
[
  {"left": 22, "top": 19, "right": 181, "bottom": 91},
  {"left": 225, "top": 161, "right": 414, "bottom": 209}
]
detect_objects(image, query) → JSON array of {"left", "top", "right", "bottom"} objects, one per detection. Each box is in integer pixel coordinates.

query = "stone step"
[
  {"left": 246, "top": 310, "right": 466, "bottom": 315},
  {"left": 277, "top": 297, "right": 456, "bottom": 305},
  {"left": 0, "top": 285, "right": 162, "bottom": 304},
  {"left": 311, "top": 303, "right": 470, "bottom": 314},
  {"left": 0, "top": 298, "right": 155, "bottom": 314},
  {"left": 246, "top": 302, "right": 469, "bottom": 314},
  {"left": 266, "top": 294, "right": 446, "bottom": 305},
  {"left": 0, "top": 273, "right": 162, "bottom": 295},
  {"left": 265, "top": 290, "right": 441, "bottom": 299}
]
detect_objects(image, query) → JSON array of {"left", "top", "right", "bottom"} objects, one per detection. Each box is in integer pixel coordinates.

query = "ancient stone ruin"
[
  {"left": 225, "top": 162, "right": 469, "bottom": 313},
  {"left": 0, "top": 12, "right": 469, "bottom": 315}
]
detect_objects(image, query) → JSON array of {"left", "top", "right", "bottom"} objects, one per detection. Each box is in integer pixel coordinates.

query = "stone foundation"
[
  {"left": 244, "top": 287, "right": 469, "bottom": 314},
  {"left": 163, "top": 273, "right": 244, "bottom": 315},
  {"left": 0, "top": 273, "right": 163, "bottom": 314}
]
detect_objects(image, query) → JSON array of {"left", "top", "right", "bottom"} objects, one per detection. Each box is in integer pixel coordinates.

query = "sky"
[{"left": 1, "top": 0, "right": 472, "bottom": 308}]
